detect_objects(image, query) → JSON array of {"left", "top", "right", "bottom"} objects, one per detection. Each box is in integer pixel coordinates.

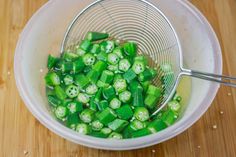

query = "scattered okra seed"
[
  {"left": 227, "top": 92, "right": 232, "bottom": 96},
  {"left": 23, "top": 150, "right": 28, "bottom": 155},
  {"left": 197, "top": 145, "right": 201, "bottom": 149},
  {"left": 7, "top": 71, "right": 11, "bottom": 75},
  {"left": 220, "top": 111, "right": 224, "bottom": 115},
  {"left": 152, "top": 149, "right": 156, "bottom": 153},
  {"left": 39, "top": 69, "right": 43, "bottom": 73},
  {"left": 212, "top": 125, "right": 217, "bottom": 129}
]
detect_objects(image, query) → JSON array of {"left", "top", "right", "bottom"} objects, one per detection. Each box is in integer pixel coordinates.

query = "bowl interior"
[{"left": 14, "top": 0, "right": 222, "bottom": 150}]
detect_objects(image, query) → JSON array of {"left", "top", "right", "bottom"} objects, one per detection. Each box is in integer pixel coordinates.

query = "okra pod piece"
[
  {"left": 65, "top": 85, "right": 79, "bottom": 98},
  {"left": 77, "top": 93, "right": 90, "bottom": 104},
  {"left": 97, "top": 108, "right": 117, "bottom": 125},
  {"left": 134, "top": 56, "right": 148, "bottom": 66},
  {"left": 86, "top": 84, "right": 98, "bottom": 95},
  {"left": 83, "top": 53, "right": 96, "bottom": 66},
  {"left": 97, "top": 100, "right": 109, "bottom": 111},
  {"left": 138, "top": 68, "right": 157, "bottom": 82},
  {"left": 147, "top": 85, "right": 161, "bottom": 97},
  {"left": 108, "top": 53, "right": 120, "bottom": 65},
  {"left": 113, "top": 78, "right": 127, "bottom": 93},
  {"left": 100, "top": 70, "right": 114, "bottom": 84},
  {"left": 141, "top": 81, "right": 150, "bottom": 92},
  {"left": 133, "top": 86, "right": 144, "bottom": 107},
  {"left": 89, "top": 96, "right": 98, "bottom": 111},
  {"left": 76, "top": 123, "right": 91, "bottom": 135},
  {"left": 55, "top": 106, "right": 68, "bottom": 119},
  {"left": 61, "top": 62, "right": 73, "bottom": 73},
  {"left": 130, "top": 119, "right": 147, "bottom": 131},
  {"left": 86, "top": 31, "right": 109, "bottom": 41},
  {"left": 116, "top": 105, "right": 133, "bottom": 120},
  {"left": 123, "top": 41, "right": 137, "bottom": 57},
  {"left": 134, "top": 107, "right": 149, "bottom": 122},
  {"left": 109, "top": 97, "right": 121, "bottom": 109},
  {"left": 131, "top": 128, "right": 151, "bottom": 138},
  {"left": 132, "top": 60, "right": 145, "bottom": 74},
  {"left": 62, "top": 51, "right": 79, "bottom": 62},
  {"left": 79, "top": 109, "right": 95, "bottom": 123},
  {"left": 147, "top": 119, "right": 167, "bottom": 133},
  {"left": 86, "top": 69, "right": 100, "bottom": 84},
  {"left": 54, "top": 86, "right": 67, "bottom": 100},
  {"left": 107, "top": 64, "right": 119, "bottom": 72},
  {"left": 144, "top": 94, "right": 159, "bottom": 110},
  {"left": 93, "top": 60, "right": 107, "bottom": 73},
  {"left": 90, "top": 44, "right": 101, "bottom": 54},
  {"left": 129, "top": 80, "right": 141, "bottom": 94},
  {"left": 123, "top": 69, "right": 137, "bottom": 83},
  {"left": 118, "top": 59, "right": 131, "bottom": 72},
  {"left": 73, "top": 57, "right": 85, "bottom": 73},
  {"left": 119, "top": 90, "right": 131, "bottom": 103},
  {"left": 74, "top": 74, "right": 90, "bottom": 89},
  {"left": 97, "top": 80, "right": 109, "bottom": 88},
  {"left": 94, "top": 88, "right": 103, "bottom": 103},
  {"left": 108, "top": 119, "right": 128, "bottom": 132},
  {"left": 173, "top": 93, "right": 182, "bottom": 102},
  {"left": 168, "top": 100, "right": 181, "bottom": 112},
  {"left": 47, "top": 95, "right": 62, "bottom": 107},
  {"left": 63, "top": 75, "right": 74, "bottom": 85},
  {"left": 108, "top": 132, "right": 123, "bottom": 139},
  {"left": 66, "top": 101, "right": 83, "bottom": 114},
  {"left": 161, "top": 109, "right": 178, "bottom": 126},
  {"left": 79, "top": 39, "right": 91, "bottom": 51},
  {"left": 44, "top": 72, "right": 60, "bottom": 86},
  {"left": 113, "top": 47, "right": 124, "bottom": 59},
  {"left": 100, "top": 40, "right": 115, "bottom": 53},
  {"left": 91, "top": 120, "right": 104, "bottom": 131},
  {"left": 75, "top": 47, "right": 86, "bottom": 56},
  {"left": 103, "top": 86, "right": 116, "bottom": 100},
  {"left": 66, "top": 113, "right": 80, "bottom": 130},
  {"left": 96, "top": 51, "right": 108, "bottom": 62},
  {"left": 47, "top": 54, "right": 59, "bottom": 69}
]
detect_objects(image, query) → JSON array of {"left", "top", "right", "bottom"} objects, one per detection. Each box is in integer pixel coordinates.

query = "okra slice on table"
[
  {"left": 116, "top": 104, "right": 133, "bottom": 120},
  {"left": 47, "top": 54, "right": 59, "bottom": 69},
  {"left": 76, "top": 123, "right": 91, "bottom": 135},
  {"left": 86, "top": 31, "right": 109, "bottom": 41},
  {"left": 134, "top": 107, "right": 149, "bottom": 122},
  {"left": 97, "top": 108, "right": 117, "bottom": 125},
  {"left": 44, "top": 72, "right": 60, "bottom": 86},
  {"left": 108, "top": 119, "right": 129, "bottom": 132},
  {"left": 79, "top": 109, "right": 95, "bottom": 123}
]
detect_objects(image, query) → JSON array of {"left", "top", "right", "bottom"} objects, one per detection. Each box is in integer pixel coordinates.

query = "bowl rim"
[{"left": 14, "top": 0, "right": 222, "bottom": 150}]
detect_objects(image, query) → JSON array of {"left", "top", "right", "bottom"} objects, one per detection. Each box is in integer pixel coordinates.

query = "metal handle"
[{"left": 181, "top": 68, "right": 236, "bottom": 88}]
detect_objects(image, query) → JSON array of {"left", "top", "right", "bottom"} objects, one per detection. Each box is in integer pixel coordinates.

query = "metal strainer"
[{"left": 61, "top": 0, "right": 236, "bottom": 116}]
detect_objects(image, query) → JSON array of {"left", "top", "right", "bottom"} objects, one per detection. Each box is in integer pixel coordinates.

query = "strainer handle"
[{"left": 181, "top": 69, "right": 236, "bottom": 88}]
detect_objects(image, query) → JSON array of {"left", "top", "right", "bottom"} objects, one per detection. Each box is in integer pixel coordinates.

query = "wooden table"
[{"left": 1, "top": 0, "right": 236, "bottom": 156}]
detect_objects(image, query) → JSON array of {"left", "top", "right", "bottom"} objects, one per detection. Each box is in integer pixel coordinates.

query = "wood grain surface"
[{"left": 1, "top": 0, "right": 236, "bottom": 157}]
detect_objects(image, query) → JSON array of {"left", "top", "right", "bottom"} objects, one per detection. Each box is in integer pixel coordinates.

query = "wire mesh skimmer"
[{"left": 60, "top": 0, "right": 236, "bottom": 116}]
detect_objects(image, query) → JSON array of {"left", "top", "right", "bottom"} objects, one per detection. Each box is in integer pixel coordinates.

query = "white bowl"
[{"left": 14, "top": 0, "right": 222, "bottom": 150}]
